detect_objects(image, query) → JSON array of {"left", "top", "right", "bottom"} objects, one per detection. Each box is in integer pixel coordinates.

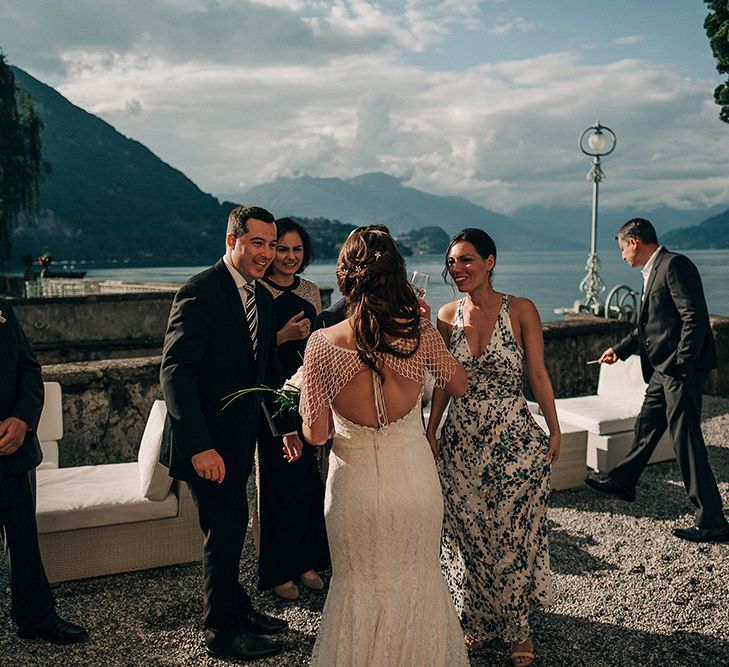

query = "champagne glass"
[{"left": 410, "top": 271, "right": 430, "bottom": 299}]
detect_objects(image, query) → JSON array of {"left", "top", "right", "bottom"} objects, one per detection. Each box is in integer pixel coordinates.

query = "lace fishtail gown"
[
  {"left": 439, "top": 295, "right": 553, "bottom": 644},
  {"left": 300, "top": 321, "right": 469, "bottom": 667}
]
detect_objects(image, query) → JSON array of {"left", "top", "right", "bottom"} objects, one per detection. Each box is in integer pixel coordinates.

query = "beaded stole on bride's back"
[{"left": 299, "top": 320, "right": 458, "bottom": 428}]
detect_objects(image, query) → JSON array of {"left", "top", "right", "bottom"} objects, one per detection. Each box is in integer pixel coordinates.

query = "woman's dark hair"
[
  {"left": 442, "top": 227, "right": 497, "bottom": 283},
  {"left": 336, "top": 227, "right": 420, "bottom": 382},
  {"left": 268, "top": 217, "right": 314, "bottom": 275}
]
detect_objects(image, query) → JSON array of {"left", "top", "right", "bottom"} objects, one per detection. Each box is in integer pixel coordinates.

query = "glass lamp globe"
[{"left": 588, "top": 131, "right": 607, "bottom": 152}]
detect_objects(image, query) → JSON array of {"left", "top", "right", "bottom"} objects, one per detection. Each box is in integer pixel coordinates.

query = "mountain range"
[
  {"left": 8, "top": 64, "right": 729, "bottom": 268},
  {"left": 235, "top": 173, "right": 579, "bottom": 252},
  {"left": 662, "top": 208, "right": 729, "bottom": 248}
]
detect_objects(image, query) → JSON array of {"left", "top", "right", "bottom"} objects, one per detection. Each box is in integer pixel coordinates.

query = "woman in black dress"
[{"left": 258, "top": 217, "right": 330, "bottom": 600}]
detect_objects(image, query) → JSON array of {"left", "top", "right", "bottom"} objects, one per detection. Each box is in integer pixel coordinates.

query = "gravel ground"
[{"left": 2, "top": 397, "right": 729, "bottom": 667}]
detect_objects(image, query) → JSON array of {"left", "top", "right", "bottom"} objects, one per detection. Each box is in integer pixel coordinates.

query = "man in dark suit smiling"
[
  {"left": 161, "top": 205, "right": 302, "bottom": 660},
  {"left": 586, "top": 218, "right": 728, "bottom": 543}
]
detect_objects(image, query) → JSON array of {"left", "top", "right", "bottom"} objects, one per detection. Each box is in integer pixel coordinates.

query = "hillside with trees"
[
  {"left": 9, "top": 65, "right": 234, "bottom": 267},
  {"left": 662, "top": 209, "right": 729, "bottom": 249}
]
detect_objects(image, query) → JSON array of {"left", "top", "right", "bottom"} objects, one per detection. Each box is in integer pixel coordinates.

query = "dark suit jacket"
[
  {"left": 613, "top": 248, "right": 717, "bottom": 382},
  {"left": 0, "top": 299, "right": 44, "bottom": 476},
  {"left": 312, "top": 298, "right": 348, "bottom": 331},
  {"left": 160, "top": 260, "right": 294, "bottom": 487}
]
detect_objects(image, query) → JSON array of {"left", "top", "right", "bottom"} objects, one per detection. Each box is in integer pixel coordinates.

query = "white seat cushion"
[
  {"left": 597, "top": 355, "right": 647, "bottom": 403},
  {"left": 36, "top": 463, "right": 178, "bottom": 534},
  {"left": 37, "top": 382, "right": 63, "bottom": 442},
  {"left": 137, "top": 400, "right": 173, "bottom": 501},
  {"left": 554, "top": 395, "right": 639, "bottom": 435}
]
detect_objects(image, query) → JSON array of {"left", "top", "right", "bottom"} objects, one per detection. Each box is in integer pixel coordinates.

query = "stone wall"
[
  {"left": 13, "top": 292, "right": 175, "bottom": 364},
  {"left": 11, "top": 286, "right": 334, "bottom": 364},
  {"left": 43, "top": 315, "right": 729, "bottom": 466},
  {"left": 43, "top": 357, "right": 162, "bottom": 467},
  {"left": 540, "top": 316, "right": 633, "bottom": 398}
]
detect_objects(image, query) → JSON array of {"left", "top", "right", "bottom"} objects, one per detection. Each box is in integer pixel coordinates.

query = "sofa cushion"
[
  {"left": 137, "top": 400, "right": 173, "bottom": 501},
  {"left": 36, "top": 463, "right": 178, "bottom": 534},
  {"left": 37, "top": 382, "right": 63, "bottom": 442},
  {"left": 554, "top": 396, "right": 639, "bottom": 435},
  {"left": 596, "top": 355, "right": 647, "bottom": 403}
]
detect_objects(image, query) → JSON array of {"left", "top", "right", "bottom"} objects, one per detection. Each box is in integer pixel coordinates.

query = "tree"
[
  {"left": 705, "top": 1, "right": 729, "bottom": 124},
  {"left": 0, "top": 52, "right": 43, "bottom": 269}
]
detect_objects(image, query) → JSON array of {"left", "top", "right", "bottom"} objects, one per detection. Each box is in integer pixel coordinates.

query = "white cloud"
[
  {"left": 487, "top": 16, "right": 537, "bottom": 36},
  {"left": 614, "top": 35, "right": 644, "bottom": 46},
  {"left": 1, "top": 0, "right": 727, "bottom": 215}
]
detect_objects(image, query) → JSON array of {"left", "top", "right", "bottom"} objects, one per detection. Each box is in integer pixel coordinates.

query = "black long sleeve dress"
[{"left": 257, "top": 275, "right": 330, "bottom": 590}]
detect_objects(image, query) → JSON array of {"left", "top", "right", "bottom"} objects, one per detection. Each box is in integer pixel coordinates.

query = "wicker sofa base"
[{"left": 38, "top": 481, "right": 202, "bottom": 583}]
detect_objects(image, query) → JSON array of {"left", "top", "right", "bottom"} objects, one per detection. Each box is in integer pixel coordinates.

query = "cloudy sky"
[{"left": 1, "top": 1, "right": 728, "bottom": 214}]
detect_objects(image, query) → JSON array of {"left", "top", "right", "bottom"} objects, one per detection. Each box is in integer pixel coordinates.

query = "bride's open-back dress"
[{"left": 300, "top": 320, "right": 469, "bottom": 667}]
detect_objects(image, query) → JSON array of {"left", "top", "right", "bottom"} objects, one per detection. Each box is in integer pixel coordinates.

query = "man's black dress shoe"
[
  {"left": 206, "top": 632, "right": 282, "bottom": 660},
  {"left": 18, "top": 611, "right": 88, "bottom": 644},
  {"left": 240, "top": 608, "right": 288, "bottom": 635},
  {"left": 672, "top": 524, "right": 729, "bottom": 543},
  {"left": 585, "top": 474, "right": 636, "bottom": 502}
]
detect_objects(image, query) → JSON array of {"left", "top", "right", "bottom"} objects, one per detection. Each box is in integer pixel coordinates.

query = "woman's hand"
[
  {"left": 278, "top": 311, "right": 311, "bottom": 344},
  {"left": 426, "top": 429, "right": 441, "bottom": 462},
  {"left": 546, "top": 433, "right": 560, "bottom": 464}
]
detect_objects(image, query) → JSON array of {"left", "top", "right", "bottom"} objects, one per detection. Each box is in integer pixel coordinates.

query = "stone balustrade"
[{"left": 42, "top": 314, "right": 729, "bottom": 466}]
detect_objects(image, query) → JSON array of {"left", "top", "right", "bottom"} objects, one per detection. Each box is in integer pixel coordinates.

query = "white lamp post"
[{"left": 577, "top": 121, "right": 617, "bottom": 314}]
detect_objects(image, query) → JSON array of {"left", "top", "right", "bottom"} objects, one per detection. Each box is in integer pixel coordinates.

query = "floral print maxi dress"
[{"left": 439, "top": 294, "right": 553, "bottom": 644}]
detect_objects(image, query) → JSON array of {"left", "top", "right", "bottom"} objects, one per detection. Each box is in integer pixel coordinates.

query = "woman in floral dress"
[{"left": 426, "top": 228, "right": 560, "bottom": 667}]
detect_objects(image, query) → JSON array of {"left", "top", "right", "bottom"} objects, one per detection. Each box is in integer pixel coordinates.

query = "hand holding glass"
[{"left": 410, "top": 271, "right": 430, "bottom": 299}]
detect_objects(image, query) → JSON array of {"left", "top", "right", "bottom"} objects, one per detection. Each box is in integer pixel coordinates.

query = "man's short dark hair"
[
  {"left": 615, "top": 218, "right": 659, "bottom": 245},
  {"left": 227, "top": 205, "right": 275, "bottom": 237}
]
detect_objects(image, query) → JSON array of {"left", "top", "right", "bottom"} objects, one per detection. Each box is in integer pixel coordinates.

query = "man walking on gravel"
[{"left": 585, "top": 218, "right": 729, "bottom": 543}]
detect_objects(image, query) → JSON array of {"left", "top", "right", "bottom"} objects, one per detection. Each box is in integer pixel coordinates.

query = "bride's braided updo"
[{"left": 336, "top": 228, "right": 420, "bottom": 382}]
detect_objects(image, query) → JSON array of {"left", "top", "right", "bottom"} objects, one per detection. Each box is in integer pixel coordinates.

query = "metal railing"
[{"left": 604, "top": 284, "right": 638, "bottom": 323}]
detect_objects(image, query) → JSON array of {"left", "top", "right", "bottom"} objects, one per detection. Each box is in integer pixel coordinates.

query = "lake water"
[{"left": 85, "top": 249, "right": 729, "bottom": 322}]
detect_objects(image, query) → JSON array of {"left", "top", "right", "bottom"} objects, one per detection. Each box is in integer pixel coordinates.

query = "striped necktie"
[{"left": 242, "top": 282, "right": 258, "bottom": 357}]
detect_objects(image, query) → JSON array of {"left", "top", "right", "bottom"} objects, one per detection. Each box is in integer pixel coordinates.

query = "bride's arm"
[
  {"left": 303, "top": 408, "right": 332, "bottom": 446},
  {"left": 299, "top": 330, "right": 333, "bottom": 446},
  {"left": 425, "top": 304, "right": 466, "bottom": 459}
]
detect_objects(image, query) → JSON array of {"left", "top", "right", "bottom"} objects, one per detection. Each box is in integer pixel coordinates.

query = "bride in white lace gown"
[{"left": 300, "top": 228, "right": 470, "bottom": 667}]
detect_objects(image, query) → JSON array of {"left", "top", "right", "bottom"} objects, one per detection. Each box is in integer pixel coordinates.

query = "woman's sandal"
[
  {"left": 464, "top": 635, "right": 484, "bottom": 650},
  {"left": 510, "top": 651, "right": 535, "bottom": 666}
]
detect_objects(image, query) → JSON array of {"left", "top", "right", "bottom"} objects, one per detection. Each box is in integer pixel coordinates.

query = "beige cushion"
[
  {"left": 36, "top": 463, "right": 178, "bottom": 534},
  {"left": 554, "top": 395, "right": 639, "bottom": 435},
  {"left": 37, "top": 382, "right": 63, "bottom": 441},
  {"left": 553, "top": 356, "right": 648, "bottom": 435},
  {"left": 597, "top": 355, "right": 647, "bottom": 403},
  {"left": 38, "top": 441, "right": 59, "bottom": 469},
  {"left": 137, "top": 400, "right": 173, "bottom": 501}
]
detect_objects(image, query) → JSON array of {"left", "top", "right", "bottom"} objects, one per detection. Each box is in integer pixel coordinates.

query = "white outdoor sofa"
[
  {"left": 35, "top": 390, "right": 201, "bottom": 583},
  {"left": 552, "top": 355, "right": 673, "bottom": 473}
]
